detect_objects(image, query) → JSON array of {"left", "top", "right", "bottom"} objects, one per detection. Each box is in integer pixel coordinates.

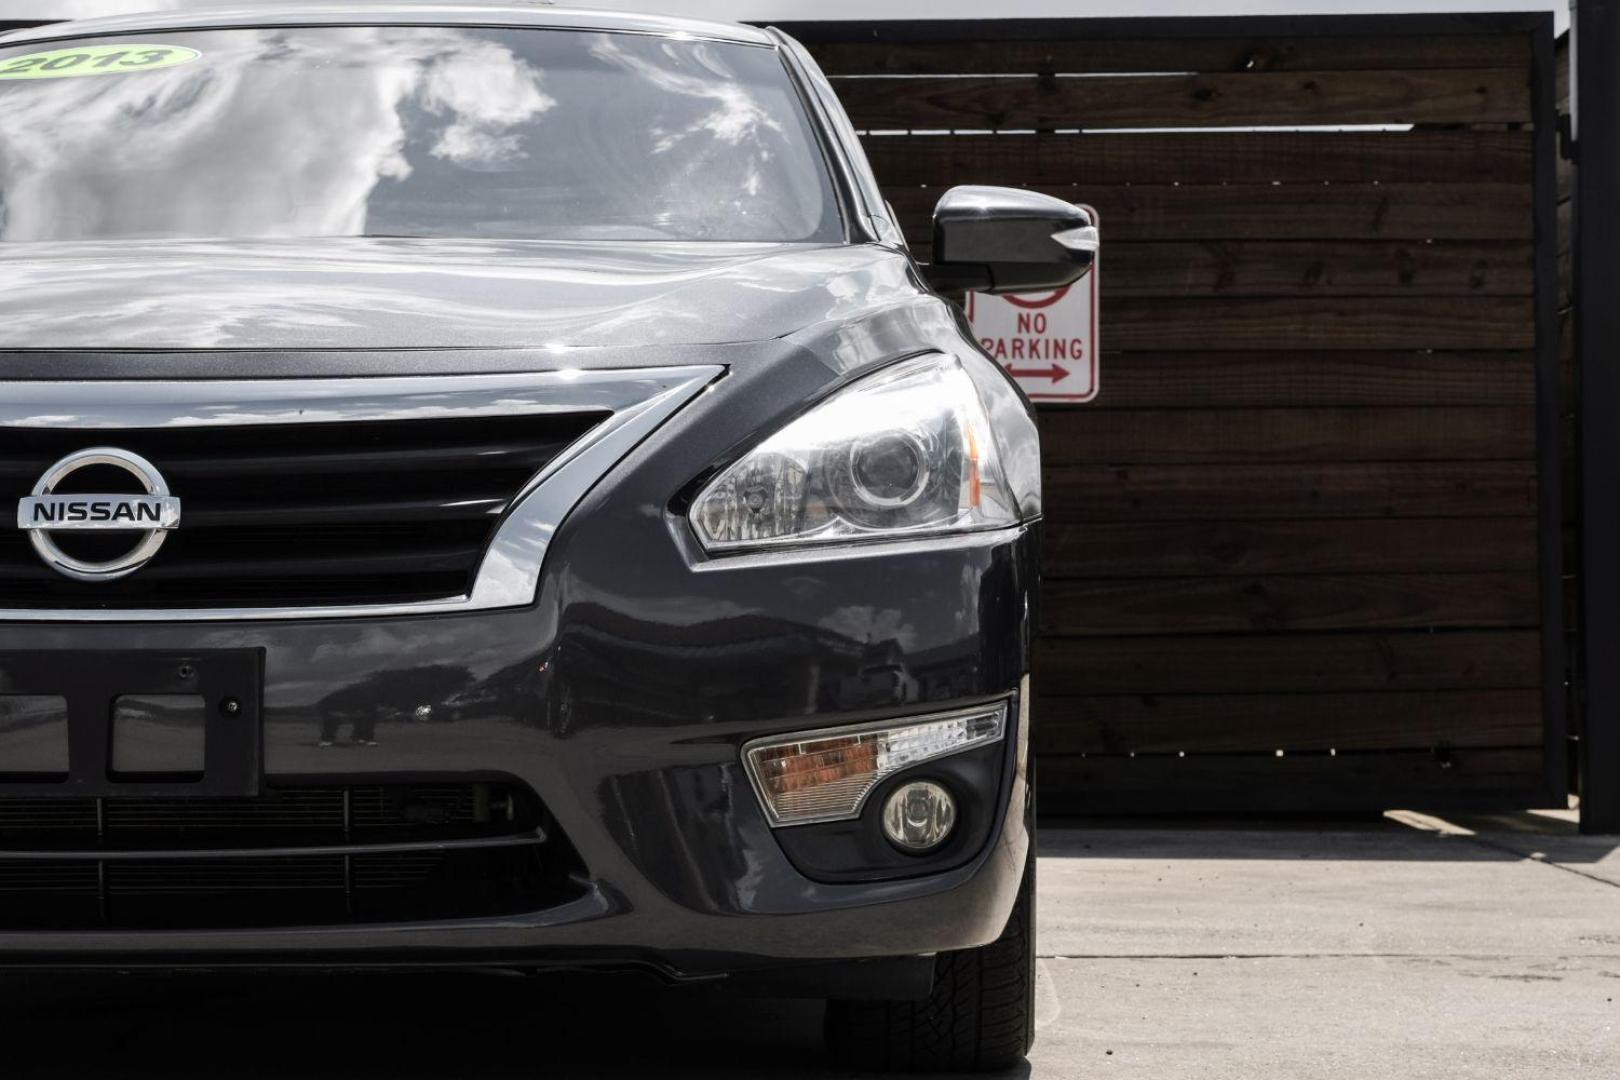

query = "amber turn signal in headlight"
[{"left": 742, "top": 703, "right": 1007, "bottom": 827}]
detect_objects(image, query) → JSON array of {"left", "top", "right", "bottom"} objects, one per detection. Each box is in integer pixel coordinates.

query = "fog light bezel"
[{"left": 740, "top": 701, "right": 1007, "bottom": 828}]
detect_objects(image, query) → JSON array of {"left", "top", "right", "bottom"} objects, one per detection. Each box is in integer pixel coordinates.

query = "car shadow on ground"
[
  {"left": 0, "top": 970, "right": 1033, "bottom": 1080},
  {"left": 1038, "top": 808, "right": 1620, "bottom": 863}
]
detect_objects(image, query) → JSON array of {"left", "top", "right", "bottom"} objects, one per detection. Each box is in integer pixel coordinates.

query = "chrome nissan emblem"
[{"left": 15, "top": 447, "right": 182, "bottom": 582}]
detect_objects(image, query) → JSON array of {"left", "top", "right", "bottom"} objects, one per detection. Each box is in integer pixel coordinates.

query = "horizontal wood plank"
[
  {"left": 837, "top": 69, "right": 1531, "bottom": 129},
  {"left": 808, "top": 35, "right": 1530, "bottom": 76},
  {"left": 1034, "top": 689, "right": 1545, "bottom": 754},
  {"left": 1040, "top": 572, "right": 1540, "bottom": 635},
  {"left": 1093, "top": 297, "right": 1535, "bottom": 351},
  {"left": 1070, "top": 351, "right": 1534, "bottom": 407},
  {"left": 1037, "top": 407, "right": 1535, "bottom": 464},
  {"left": 1035, "top": 630, "right": 1543, "bottom": 694},
  {"left": 1099, "top": 241, "right": 1533, "bottom": 298},
  {"left": 1042, "top": 518, "right": 1540, "bottom": 578},
  {"left": 862, "top": 131, "right": 1532, "bottom": 186},
  {"left": 888, "top": 184, "right": 1534, "bottom": 242},
  {"left": 1042, "top": 461, "right": 1537, "bottom": 520},
  {"left": 1037, "top": 748, "right": 1546, "bottom": 813}
]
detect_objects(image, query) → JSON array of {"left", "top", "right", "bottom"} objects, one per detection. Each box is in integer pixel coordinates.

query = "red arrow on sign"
[{"left": 1004, "top": 363, "right": 1071, "bottom": 382}]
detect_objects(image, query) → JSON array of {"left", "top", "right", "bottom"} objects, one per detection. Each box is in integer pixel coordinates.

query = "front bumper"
[{"left": 0, "top": 524, "right": 1037, "bottom": 975}]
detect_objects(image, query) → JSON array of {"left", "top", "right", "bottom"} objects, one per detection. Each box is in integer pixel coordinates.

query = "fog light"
[
  {"left": 882, "top": 780, "right": 957, "bottom": 852},
  {"left": 742, "top": 702, "right": 1006, "bottom": 827}
]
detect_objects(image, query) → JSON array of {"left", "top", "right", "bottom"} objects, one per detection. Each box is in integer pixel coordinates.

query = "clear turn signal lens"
[{"left": 742, "top": 703, "right": 1006, "bottom": 827}]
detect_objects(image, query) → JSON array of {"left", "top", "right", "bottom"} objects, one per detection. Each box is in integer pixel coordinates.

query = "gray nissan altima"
[{"left": 0, "top": 4, "right": 1094, "bottom": 1071}]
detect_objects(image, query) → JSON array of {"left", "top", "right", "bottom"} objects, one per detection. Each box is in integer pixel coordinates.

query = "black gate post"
[{"left": 1577, "top": 0, "right": 1620, "bottom": 833}]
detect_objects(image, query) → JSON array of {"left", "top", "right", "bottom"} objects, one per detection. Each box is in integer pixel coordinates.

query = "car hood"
[{"left": 0, "top": 238, "right": 922, "bottom": 351}]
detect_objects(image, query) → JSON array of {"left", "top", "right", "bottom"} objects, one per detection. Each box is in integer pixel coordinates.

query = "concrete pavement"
[
  {"left": 1, "top": 811, "right": 1614, "bottom": 1078},
  {"left": 1031, "top": 810, "right": 1620, "bottom": 1078}
]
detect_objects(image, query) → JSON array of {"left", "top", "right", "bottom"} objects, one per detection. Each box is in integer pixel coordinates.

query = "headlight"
[
  {"left": 690, "top": 353, "right": 1025, "bottom": 552},
  {"left": 742, "top": 703, "right": 1007, "bottom": 827}
]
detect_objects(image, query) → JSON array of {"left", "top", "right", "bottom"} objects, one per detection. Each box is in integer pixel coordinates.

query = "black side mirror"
[{"left": 923, "top": 186, "right": 1097, "bottom": 295}]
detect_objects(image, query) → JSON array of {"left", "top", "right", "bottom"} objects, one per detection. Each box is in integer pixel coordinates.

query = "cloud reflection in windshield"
[
  {"left": 0, "top": 25, "right": 834, "bottom": 243},
  {"left": 0, "top": 28, "right": 554, "bottom": 241}
]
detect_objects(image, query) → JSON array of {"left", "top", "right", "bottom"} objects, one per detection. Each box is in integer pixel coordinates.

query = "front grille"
[
  {"left": 0, "top": 782, "right": 510, "bottom": 838},
  {"left": 0, "top": 413, "right": 604, "bottom": 609},
  {"left": 0, "top": 781, "right": 585, "bottom": 929}
]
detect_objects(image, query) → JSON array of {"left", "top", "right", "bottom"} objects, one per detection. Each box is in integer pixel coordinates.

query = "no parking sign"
[{"left": 963, "top": 205, "right": 1099, "bottom": 403}]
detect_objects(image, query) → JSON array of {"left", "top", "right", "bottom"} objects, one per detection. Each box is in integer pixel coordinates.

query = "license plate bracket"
[{"left": 0, "top": 649, "right": 262, "bottom": 797}]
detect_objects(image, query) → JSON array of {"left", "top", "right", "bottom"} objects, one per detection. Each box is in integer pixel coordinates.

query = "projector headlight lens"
[
  {"left": 690, "top": 353, "right": 1020, "bottom": 552},
  {"left": 741, "top": 702, "right": 1006, "bottom": 827}
]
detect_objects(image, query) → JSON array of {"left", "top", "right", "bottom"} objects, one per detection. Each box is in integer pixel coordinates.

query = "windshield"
[{"left": 0, "top": 26, "right": 843, "bottom": 243}]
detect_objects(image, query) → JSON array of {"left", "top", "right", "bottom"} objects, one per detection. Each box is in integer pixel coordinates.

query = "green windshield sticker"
[{"left": 0, "top": 44, "right": 200, "bottom": 80}]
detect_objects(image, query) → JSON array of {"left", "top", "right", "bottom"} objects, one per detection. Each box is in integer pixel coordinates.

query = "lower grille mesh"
[
  {"left": 0, "top": 782, "right": 583, "bottom": 929},
  {"left": 109, "top": 855, "right": 347, "bottom": 894}
]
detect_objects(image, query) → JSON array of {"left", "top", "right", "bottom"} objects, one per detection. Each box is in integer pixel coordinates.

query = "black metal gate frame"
[{"left": 1574, "top": 1, "right": 1620, "bottom": 834}]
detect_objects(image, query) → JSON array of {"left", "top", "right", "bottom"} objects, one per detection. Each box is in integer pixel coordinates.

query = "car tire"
[{"left": 824, "top": 849, "right": 1036, "bottom": 1073}]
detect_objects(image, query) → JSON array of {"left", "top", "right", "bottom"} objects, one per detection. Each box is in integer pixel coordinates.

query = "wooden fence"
[
  {"left": 0, "top": 13, "right": 1569, "bottom": 815},
  {"left": 789, "top": 13, "right": 1567, "bottom": 813}
]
